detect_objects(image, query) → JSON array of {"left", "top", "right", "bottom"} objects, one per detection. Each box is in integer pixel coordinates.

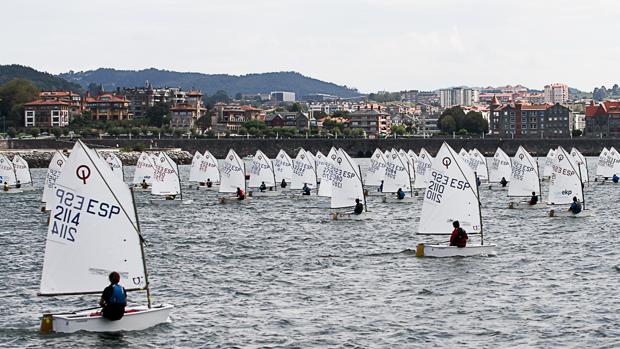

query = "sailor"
[
  {"left": 259, "top": 181, "right": 267, "bottom": 192},
  {"left": 613, "top": 174, "right": 619, "bottom": 183},
  {"left": 236, "top": 187, "right": 245, "bottom": 200},
  {"left": 302, "top": 183, "right": 311, "bottom": 196},
  {"left": 2, "top": 182, "right": 8, "bottom": 192},
  {"left": 165, "top": 194, "right": 176, "bottom": 200},
  {"left": 353, "top": 198, "right": 364, "bottom": 215},
  {"left": 568, "top": 196, "right": 582, "bottom": 214},
  {"left": 15, "top": 180, "right": 21, "bottom": 189},
  {"left": 476, "top": 177, "right": 481, "bottom": 187},
  {"left": 449, "top": 221, "right": 468, "bottom": 248},
  {"left": 528, "top": 192, "right": 538, "bottom": 205},
  {"left": 99, "top": 271, "right": 127, "bottom": 321},
  {"left": 396, "top": 187, "right": 405, "bottom": 200},
  {"left": 206, "top": 178, "right": 213, "bottom": 188},
  {"left": 500, "top": 177, "right": 508, "bottom": 187},
  {"left": 141, "top": 179, "right": 149, "bottom": 189},
  {"left": 280, "top": 178, "right": 287, "bottom": 188},
  {"left": 378, "top": 180, "right": 384, "bottom": 192}
]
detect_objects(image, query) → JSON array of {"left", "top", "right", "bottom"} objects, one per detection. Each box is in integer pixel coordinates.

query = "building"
[
  {"left": 584, "top": 101, "right": 620, "bottom": 137},
  {"left": 489, "top": 97, "right": 572, "bottom": 138},
  {"left": 24, "top": 100, "right": 71, "bottom": 127},
  {"left": 270, "top": 91, "right": 296, "bottom": 102},
  {"left": 39, "top": 91, "right": 82, "bottom": 117},
  {"left": 301, "top": 93, "right": 339, "bottom": 102},
  {"left": 573, "top": 113, "right": 585, "bottom": 133},
  {"left": 349, "top": 106, "right": 391, "bottom": 138},
  {"left": 439, "top": 87, "right": 479, "bottom": 108},
  {"left": 84, "top": 94, "right": 131, "bottom": 121},
  {"left": 544, "top": 83, "right": 569, "bottom": 104},
  {"left": 170, "top": 103, "right": 202, "bottom": 129},
  {"left": 122, "top": 84, "right": 204, "bottom": 118},
  {"left": 213, "top": 103, "right": 263, "bottom": 131},
  {"left": 264, "top": 111, "right": 316, "bottom": 130}
]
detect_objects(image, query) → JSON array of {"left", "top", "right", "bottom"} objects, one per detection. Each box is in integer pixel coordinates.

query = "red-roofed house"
[
  {"left": 24, "top": 100, "right": 71, "bottom": 127},
  {"left": 84, "top": 94, "right": 131, "bottom": 121},
  {"left": 585, "top": 101, "right": 620, "bottom": 137}
]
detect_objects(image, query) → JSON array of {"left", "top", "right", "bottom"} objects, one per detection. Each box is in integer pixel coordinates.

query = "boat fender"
[
  {"left": 40, "top": 314, "right": 53, "bottom": 333},
  {"left": 549, "top": 209, "right": 555, "bottom": 217},
  {"left": 508, "top": 202, "right": 514, "bottom": 209},
  {"left": 415, "top": 243, "right": 425, "bottom": 257}
]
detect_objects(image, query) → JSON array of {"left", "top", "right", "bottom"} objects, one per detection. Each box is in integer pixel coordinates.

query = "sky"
[{"left": 2, "top": 0, "right": 619, "bottom": 93}]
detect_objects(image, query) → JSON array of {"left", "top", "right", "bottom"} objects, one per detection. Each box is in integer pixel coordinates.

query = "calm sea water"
[{"left": 0, "top": 158, "right": 619, "bottom": 348}]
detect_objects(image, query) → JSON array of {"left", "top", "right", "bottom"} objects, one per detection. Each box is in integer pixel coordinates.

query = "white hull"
[
  {"left": 381, "top": 195, "right": 416, "bottom": 203},
  {"left": 248, "top": 190, "right": 280, "bottom": 197},
  {"left": 45, "top": 304, "right": 173, "bottom": 333},
  {"left": 487, "top": 184, "right": 508, "bottom": 190},
  {"left": 416, "top": 244, "right": 497, "bottom": 258},
  {"left": 131, "top": 186, "right": 152, "bottom": 192},
  {"left": 193, "top": 184, "right": 219, "bottom": 190},
  {"left": 219, "top": 196, "right": 251, "bottom": 204},
  {"left": 331, "top": 211, "right": 376, "bottom": 221},
  {"left": 548, "top": 209, "right": 592, "bottom": 218},
  {"left": 507, "top": 201, "right": 546, "bottom": 209},
  {"left": 1, "top": 188, "right": 24, "bottom": 194}
]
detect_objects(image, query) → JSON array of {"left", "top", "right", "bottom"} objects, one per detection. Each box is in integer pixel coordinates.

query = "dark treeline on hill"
[
  {"left": 60, "top": 68, "right": 362, "bottom": 98},
  {"left": 0, "top": 65, "right": 82, "bottom": 92}
]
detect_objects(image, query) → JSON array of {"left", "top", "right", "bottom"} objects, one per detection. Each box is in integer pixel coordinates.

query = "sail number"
[{"left": 426, "top": 171, "right": 471, "bottom": 203}]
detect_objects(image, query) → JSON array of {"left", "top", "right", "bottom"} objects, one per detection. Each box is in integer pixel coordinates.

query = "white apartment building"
[
  {"left": 439, "top": 87, "right": 479, "bottom": 108},
  {"left": 544, "top": 83, "right": 568, "bottom": 104}
]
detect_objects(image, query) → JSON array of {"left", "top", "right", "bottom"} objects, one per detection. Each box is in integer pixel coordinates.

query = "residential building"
[
  {"left": 573, "top": 113, "right": 585, "bottom": 132},
  {"left": 23, "top": 100, "right": 71, "bottom": 127},
  {"left": 84, "top": 94, "right": 131, "bottom": 121},
  {"left": 264, "top": 111, "right": 316, "bottom": 130},
  {"left": 489, "top": 98, "right": 572, "bottom": 138},
  {"left": 439, "top": 87, "right": 479, "bottom": 108},
  {"left": 544, "top": 83, "right": 569, "bottom": 104},
  {"left": 240, "top": 93, "right": 271, "bottom": 101},
  {"left": 270, "top": 91, "right": 296, "bottom": 102},
  {"left": 301, "top": 93, "right": 338, "bottom": 102},
  {"left": 584, "top": 101, "right": 620, "bottom": 137},
  {"left": 213, "top": 103, "right": 263, "bottom": 131},
  {"left": 39, "top": 91, "right": 82, "bottom": 117},
  {"left": 349, "top": 106, "right": 391, "bottom": 138}
]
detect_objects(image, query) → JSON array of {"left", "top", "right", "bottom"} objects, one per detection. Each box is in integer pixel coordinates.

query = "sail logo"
[
  {"left": 442, "top": 157, "right": 451, "bottom": 169},
  {"left": 558, "top": 154, "right": 564, "bottom": 161},
  {"left": 518, "top": 154, "right": 524, "bottom": 160},
  {"left": 76, "top": 165, "right": 91, "bottom": 184},
  {"left": 57, "top": 159, "right": 64, "bottom": 167},
  {"left": 562, "top": 189, "right": 573, "bottom": 195}
]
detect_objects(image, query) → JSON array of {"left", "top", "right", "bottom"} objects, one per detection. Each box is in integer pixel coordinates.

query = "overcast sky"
[{"left": 2, "top": 0, "right": 618, "bottom": 93}]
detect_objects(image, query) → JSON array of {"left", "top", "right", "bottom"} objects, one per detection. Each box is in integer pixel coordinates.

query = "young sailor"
[
  {"left": 259, "top": 181, "right": 267, "bottom": 192},
  {"left": 476, "top": 177, "right": 481, "bottom": 187},
  {"left": 449, "top": 221, "right": 468, "bottom": 248},
  {"left": 99, "top": 271, "right": 127, "bottom": 321},
  {"left": 353, "top": 198, "right": 364, "bottom": 215},
  {"left": 396, "top": 187, "right": 405, "bottom": 200},
  {"left": 206, "top": 178, "right": 213, "bottom": 188},
  {"left": 236, "top": 187, "right": 245, "bottom": 200},
  {"left": 568, "top": 196, "right": 582, "bottom": 214},
  {"left": 378, "top": 180, "right": 384, "bottom": 192},
  {"left": 500, "top": 177, "right": 508, "bottom": 187},
  {"left": 15, "top": 180, "right": 21, "bottom": 189},
  {"left": 613, "top": 174, "right": 619, "bottom": 183},
  {"left": 141, "top": 179, "right": 149, "bottom": 189},
  {"left": 2, "top": 182, "right": 8, "bottom": 192},
  {"left": 529, "top": 192, "right": 538, "bottom": 205},
  {"left": 302, "top": 183, "right": 311, "bottom": 195},
  {"left": 281, "top": 178, "right": 287, "bottom": 188}
]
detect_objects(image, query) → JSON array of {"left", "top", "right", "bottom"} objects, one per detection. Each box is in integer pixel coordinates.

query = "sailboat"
[
  {"left": 318, "top": 147, "right": 337, "bottom": 198},
  {"left": 42, "top": 151, "right": 68, "bottom": 211},
  {"left": 468, "top": 148, "right": 489, "bottom": 182},
  {"left": 0, "top": 154, "right": 21, "bottom": 193},
  {"left": 412, "top": 148, "right": 432, "bottom": 192},
  {"left": 570, "top": 148, "right": 589, "bottom": 183},
  {"left": 11, "top": 154, "right": 35, "bottom": 191},
  {"left": 132, "top": 152, "right": 155, "bottom": 191},
  {"left": 382, "top": 149, "right": 414, "bottom": 203},
  {"left": 542, "top": 148, "right": 556, "bottom": 180},
  {"left": 150, "top": 152, "right": 185, "bottom": 205},
  {"left": 364, "top": 148, "right": 387, "bottom": 195},
  {"left": 507, "top": 146, "right": 542, "bottom": 209},
  {"left": 38, "top": 140, "right": 172, "bottom": 333},
  {"left": 219, "top": 149, "right": 249, "bottom": 204},
  {"left": 610, "top": 147, "right": 620, "bottom": 179},
  {"left": 291, "top": 148, "right": 317, "bottom": 196},
  {"left": 273, "top": 149, "right": 293, "bottom": 188},
  {"left": 315, "top": 151, "right": 327, "bottom": 184},
  {"left": 105, "top": 153, "right": 124, "bottom": 181},
  {"left": 547, "top": 147, "right": 588, "bottom": 217},
  {"left": 248, "top": 150, "right": 278, "bottom": 197},
  {"left": 330, "top": 149, "right": 373, "bottom": 220},
  {"left": 488, "top": 147, "right": 511, "bottom": 190},
  {"left": 415, "top": 142, "right": 497, "bottom": 258},
  {"left": 596, "top": 147, "right": 613, "bottom": 180}
]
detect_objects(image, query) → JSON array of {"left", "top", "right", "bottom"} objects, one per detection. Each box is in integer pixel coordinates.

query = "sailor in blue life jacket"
[
  {"left": 500, "top": 177, "right": 508, "bottom": 187},
  {"left": 476, "top": 177, "right": 481, "bottom": 187},
  {"left": 281, "top": 178, "right": 287, "bottom": 188},
  {"left": 259, "top": 181, "right": 267, "bottom": 192},
  {"left": 302, "top": 183, "right": 311, "bottom": 195},
  {"left": 528, "top": 192, "right": 538, "bottom": 205},
  {"left": 613, "top": 174, "right": 619, "bottom": 183},
  {"left": 206, "top": 178, "right": 213, "bottom": 188},
  {"left": 396, "top": 188, "right": 405, "bottom": 200},
  {"left": 353, "top": 198, "right": 364, "bottom": 215},
  {"left": 378, "top": 180, "right": 384, "bottom": 192},
  {"left": 99, "top": 271, "right": 127, "bottom": 321},
  {"left": 568, "top": 196, "right": 582, "bottom": 214}
]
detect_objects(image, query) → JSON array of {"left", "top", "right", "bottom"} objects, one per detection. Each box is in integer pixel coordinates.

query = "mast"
[
  {"left": 359, "top": 165, "right": 368, "bottom": 212},
  {"left": 130, "top": 187, "right": 151, "bottom": 308},
  {"left": 578, "top": 163, "right": 585, "bottom": 210},
  {"left": 475, "top": 171, "right": 484, "bottom": 245}
]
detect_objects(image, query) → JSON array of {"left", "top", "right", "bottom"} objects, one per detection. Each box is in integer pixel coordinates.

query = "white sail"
[
  {"left": 42, "top": 151, "right": 68, "bottom": 210},
  {"left": 548, "top": 147, "right": 583, "bottom": 205},
  {"left": 188, "top": 152, "right": 203, "bottom": 182},
  {"left": 0, "top": 155, "right": 17, "bottom": 186},
  {"left": 488, "top": 148, "right": 512, "bottom": 183},
  {"left": 413, "top": 148, "right": 433, "bottom": 189},
  {"left": 291, "top": 149, "right": 317, "bottom": 189},
  {"left": 39, "top": 140, "right": 146, "bottom": 295},
  {"left": 151, "top": 152, "right": 181, "bottom": 196},
  {"left": 383, "top": 149, "right": 412, "bottom": 193},
  {"left": 469, "top": 149, "right": 489, "bottom": 179},
  {"left": 570, "top": 148, "right": 589, "bottom": 183},
  {"left": 273, "top": 149, "right": 293, "bottom": 183},
  {"left": 399, "top": 149, "right": 416, "bottom": 184},
  {"left": 202, "top": 151, "right": 221, "bottom": 183},
  {"left": 596, "top": 147, "right": 613, "bottom": 178},
  {"left": 610, "top": 147, "right": 620, "bottom": 177},
  {"left": 132, "top": 152, "right": 155, "bottom": 185},
  {"left": 12, "top": 155, "right": 33, "bottom": 185},
  {"left": 105, "top": 153, "right": 124, "bottom": 180},
  {"left": 219, "top": 149, "right": 245, "bottom": 193},
  {"left": 365, "top": 148, "right": 386, "bottom": 186},
  {"left": 418, "top": 142, "right": 481, "bottom": 235},
  {"left": 315, "top": 151, "right": 327, "bottom": 182},
  {"left": 249, "top": 150, "right": 275, "bottom": 188},
  {"left": 508, "top": 146, "right": 540, "bottom": 197},
  {"left": 459, "top": 148, "right": 470, "bottom": 161},
  {"left": 543, "top": 149, "right": 556, "bottom": 177},
  {"left": 331, "top": 149, "right": 365, "bottom": 209},
  {"left": 318, "top": 147, "right": 338, "bottom": 197}
]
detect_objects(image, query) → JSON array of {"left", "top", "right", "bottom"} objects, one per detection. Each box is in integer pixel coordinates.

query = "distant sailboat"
[
  {"left": 548, "top": 147, "right": 588, "bottom": 217},
  {"left": 105, "top": 153, "right": 124, "bottom": 181},
  {"left": 317, "top": 147, "right": 337, "bottom": 198},
  {"left": 12, "top": 154, "right": 35, "bottom": 190},
  {"left": 0, "top": 154, "right": 21, "bottom": 193},
  {"left": 42, "top": 151, "right": 68, "bottom": 211},
  {"left": 132, "top": 152, "right": 155, "bottom": 190},
  {"left": 219, "top": 149, "right": 249, "bottom": 204},
  {"left": 150, "top": 152, "right": 184, "bottom": 205},
  {"left": 330, "top": 148, "right": 372, "bottom": 220},
  {"left": 507, "top": 146, "right": 542, "bottom": 209},
  {"left": 273, "top": 149, "right": 293, "bottom": 186},
  {"left": 382, "top": 149, "right": 413, "bottom": 202},
  {"left": 364, "top": 148, "right": 387, "bottom": 192},
  {"left": 570, "top": 148, "right": 589, "bottom": 183},
  {"left": 248, "top": 150, "right": 278, "bottom": 197},
  {"left": 542, "top": 149, "right": 556, "bottom": 179},
  {"left": 488, "top": 147, "right": 511, "bottom": 188},
  {"left": 38, "top": 140, "right": 172, "bottom": 333},
  {"left": 412, "top": 148, "right": 432, "bottom": 191},
  {"left": 291, "top": 149, "right": 317, "bottom": 193}
]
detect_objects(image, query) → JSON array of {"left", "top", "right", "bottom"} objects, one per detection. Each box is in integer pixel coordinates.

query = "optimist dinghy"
[
  {"left": 329, "top": 149, "right": 374, "bottom": 220},
  {"left": 219, "top": 149, "right": 250, "bottom": 204},
  {"left": 487, "top": 147, "right": 511, "bottom": 190},
  {"left": 364, "top": 148, "right": 387, "bottom": 195},
  {"left": 415, "top": 142, "right": 497, "bottom": 258},
  {"left": 41, "top": 151, "right": 67, "bottom": 210},
  {"left": 248, "top": 150, "right": 279, "bottom": 197},
  {"left": 131, "top": 152, "right": 155, "bottom": 191},
  {"left": 189, "top": 150, "right": 220, "bottom": 190},
  {"left": 11, "top": 154, "right": 36, "bottom": 191},
  {"left": 150, "top": 152, "right": 189, "bottom": 205},
  {"left": 507, "top": 146, "right": 542, "bottom": 209},
  {"left": 38, "top": 140, "right": 172, "bottom": 333},
  {"left": 273, "top": 149, "right": 293, "bottom": 189},
  {"left": 547, "top": 147, "right": 588, "bottom": 218},
  {"left": 0, "top": 155, "right": 23, "bottom": 193},
  {"left": 381, "top": 149, "right": 414, "bottom": 203}
]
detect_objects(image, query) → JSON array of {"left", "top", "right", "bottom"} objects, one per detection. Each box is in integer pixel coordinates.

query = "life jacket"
[
  {"left": 108, "top": 284, "right": 126, "bottom": 305},
  {"left": 397, "top": 191, "right": 405, "bottom": 199}
]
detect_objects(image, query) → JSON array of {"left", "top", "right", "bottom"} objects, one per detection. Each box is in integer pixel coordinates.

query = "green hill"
[{"left": 0, "top": 64, "right": 82, "bottom": 91}]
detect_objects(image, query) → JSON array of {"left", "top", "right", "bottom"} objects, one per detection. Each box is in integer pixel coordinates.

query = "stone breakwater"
[{"left": 0, "top": 150, "right": 193, "bottom": 168}]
